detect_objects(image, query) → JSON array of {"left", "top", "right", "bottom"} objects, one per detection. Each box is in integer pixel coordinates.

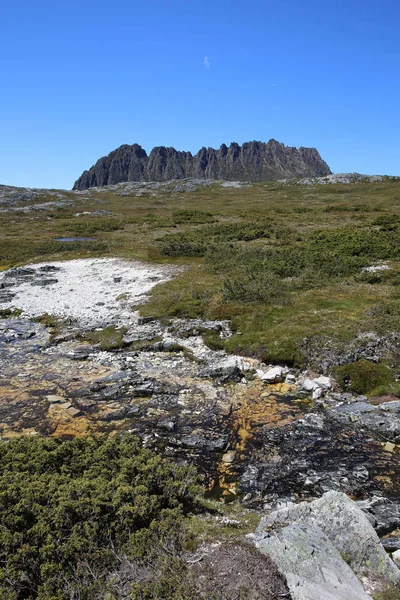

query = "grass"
[
  {"left": 3, "top": 177, "right": 400, "bottom": 393},
  {"left": 80, "top": 325, "right": 128, "bottom": 351}
]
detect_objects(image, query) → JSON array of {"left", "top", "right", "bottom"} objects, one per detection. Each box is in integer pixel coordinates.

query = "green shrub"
[
  {"left": 334, "top": 360, "right": 395, "bottom": 395},
  {"left": 0, "top": 435, "right": 198, "bottom": 599}
]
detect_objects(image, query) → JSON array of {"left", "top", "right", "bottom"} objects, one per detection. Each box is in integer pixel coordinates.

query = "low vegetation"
[
  {"left": 2, "top": 178, "right": 400, "bottom": 394},
  {"left": 0, "top": 435, "right": 289, "bottom": 600}
]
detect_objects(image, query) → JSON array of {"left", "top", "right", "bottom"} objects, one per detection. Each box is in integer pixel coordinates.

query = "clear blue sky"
[{"left": 1, "top": 0, "right": 399, "bottom": 189}]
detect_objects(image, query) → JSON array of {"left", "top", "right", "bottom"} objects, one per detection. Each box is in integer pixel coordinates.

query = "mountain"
[{"left": 72, "top": 140, "right": 331, "bottom": 190}]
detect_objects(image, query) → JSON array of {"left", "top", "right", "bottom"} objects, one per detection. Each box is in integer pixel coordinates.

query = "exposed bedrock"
[{"left": 73, "top": 139, "right": 331, "bottom": 189}]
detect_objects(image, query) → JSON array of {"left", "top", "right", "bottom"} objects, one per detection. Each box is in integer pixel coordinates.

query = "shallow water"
[{"left": 55, "top": 237, "right": 96, "bottom": 241}]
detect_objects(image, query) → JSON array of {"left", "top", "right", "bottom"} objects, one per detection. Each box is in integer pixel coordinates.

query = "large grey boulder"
[
  {"left": 255, "top": 523, "right": 372, "bottom": 600},
  {"left": 253, "top": 491, "right": 400, "bottom": 599}
]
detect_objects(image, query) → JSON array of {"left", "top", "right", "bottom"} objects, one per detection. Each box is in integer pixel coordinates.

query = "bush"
[
  {"left": 0, "top": 435, "right": 198, "bottom": 599},
  {"left": 334, "top": 360, "right": 395, "bottom": 395}
]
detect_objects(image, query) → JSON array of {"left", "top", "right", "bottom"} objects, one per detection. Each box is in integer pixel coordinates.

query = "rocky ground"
[{"left": 1, "top": 257, "right": 400, "bottom": 598}]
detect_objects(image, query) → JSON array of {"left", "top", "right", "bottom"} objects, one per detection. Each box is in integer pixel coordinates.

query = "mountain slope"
[{"left": 72, "top": 139, "right": 331, "bottom": 190}]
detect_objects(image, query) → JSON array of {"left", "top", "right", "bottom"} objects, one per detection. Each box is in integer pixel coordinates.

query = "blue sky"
[{"left": 1, "top": 0, "right": 399, "bottom": 189}]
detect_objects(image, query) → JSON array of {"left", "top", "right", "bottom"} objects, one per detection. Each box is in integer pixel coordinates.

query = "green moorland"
[
  {"left": 2, "top": 180, "right": 400, "bottom": 599},
  {"left": 2, "top": 178, "right": 400, "bottom": 394}
]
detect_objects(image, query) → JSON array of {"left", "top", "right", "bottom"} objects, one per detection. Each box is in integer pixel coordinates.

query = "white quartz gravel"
[{"left": 0, "top": 258, "right": 178, "bottom": 328}]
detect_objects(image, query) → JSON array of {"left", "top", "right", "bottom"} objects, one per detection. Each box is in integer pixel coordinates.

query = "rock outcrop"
[
  {"left": 72, "top": 140, "right": 331, "bottom": 190},
  {"left": 253, "top": 491, "right": 400, "bottom": 599}
]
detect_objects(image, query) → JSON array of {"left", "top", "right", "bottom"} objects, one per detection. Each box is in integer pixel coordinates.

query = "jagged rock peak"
[{"left": 72, "top": 139, "right": 331, "bottom": 190}]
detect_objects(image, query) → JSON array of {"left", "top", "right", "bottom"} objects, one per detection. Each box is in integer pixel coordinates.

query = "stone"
[
  {"left": 356, "top": 496, "right": 400, "bottom": 535},
  {"left": 300, "top": 377, "right": 318, "bottom": 392},
  {"left": 256, "top": 491, "right": 400, "bottom": 593},
  {"left": 381, "top": 538, "right": 400, "bottom": 552},
  {"left": 66, "top": 406, "right": 82, "bottom": 418},
  {"left": 222, "top": 451, "right": 236, "bottom": 463},
  {"left": 329, "top": 401, "right": 400, "bottom": 443},
  {"left": 313, "top": 375, "right": 332, "bottom": 389},
  {"left": 46, "top": 395, "right": 64, "bottom": 404},
  {"left": 260, "top": 366, "right": 284, "bottom": 383},
  {"left": 31, "top": 278, "right": 58, "bottom": 286},
  {"left": 285, "top": 373, "right": 297, "bottom": 384},
  {"left": 383, "top": 441, "right": 396, "bottom": 453},
  {"left": 312, "top": 386, "right": 323, "bottom": 400},
  {"left": 392, "top": 550, "right": 400, "bottom": 567}
]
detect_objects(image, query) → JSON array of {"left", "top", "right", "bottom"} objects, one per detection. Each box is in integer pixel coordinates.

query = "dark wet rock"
[
  {"left": 4, "top": 267, "right": 36, "bottom": 280},
  {"left": 180, "top": 434, "right": 228, "bottom": 450},
  {"left": 200, "top": 364, "right": 243, "bottom": 383},
  {"left": 238, "top": 411, "right": 400, "bottom": 503},
  {"left": 381, "top": 537, "right": 400, "bottom": 552},
  {"left": 98, "top": 404, "right": 140, "bottom": 421},
  {"left": 31, "top": 278, "right": 59, "bottom": 287},
  {"left": 158, "top": 416, "right": 178, "bottom": 432},
  {"left": 0, "top": 291, "right": 16, "bottom": 303},
  {"left": 329, "top": 400, "right": 400, "bottom": 443},
  {"left": 38, "top": 265, "right": 62, "bottom": 273},
  {"left": 357, "top": 496, "right": 400, "bottom": 535},
  {"left": 73, "top": 140, "right": 331, "bottom": 190}
]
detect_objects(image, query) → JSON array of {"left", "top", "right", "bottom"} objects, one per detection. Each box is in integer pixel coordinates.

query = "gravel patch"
[{"left": 0, "top": 258, "right": 178, "bottom": 328}]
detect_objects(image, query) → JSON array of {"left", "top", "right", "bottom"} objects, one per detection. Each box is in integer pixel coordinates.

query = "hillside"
[
  {"left": 2, "top": 175, "right": 400, "bottom": 599},
  {"left": 72, "top": 139, "right": 331, "bottom": 190}
]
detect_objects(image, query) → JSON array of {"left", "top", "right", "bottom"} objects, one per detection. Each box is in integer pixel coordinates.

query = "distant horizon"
[{"left": 1, "top": 0, "right": 399, "bottom": 189}]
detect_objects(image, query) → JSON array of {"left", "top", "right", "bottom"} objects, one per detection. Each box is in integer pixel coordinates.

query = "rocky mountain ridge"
[{"left": 72, "top": 139, "right": 331, "bottom": 190}]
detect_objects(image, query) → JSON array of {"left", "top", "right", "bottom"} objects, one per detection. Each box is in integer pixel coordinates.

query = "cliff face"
[{"left": 73, "top": 139, "right": 331, "bottom": 190}]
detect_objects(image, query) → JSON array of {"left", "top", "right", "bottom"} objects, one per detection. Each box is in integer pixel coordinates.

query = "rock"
[
  {"left": 329, "top": 401, "right": 400, "bottom": 443},
  {"left": 222, "top": 451, "right": 236, "bottom": 463},
  {"left": 46, "top": 395, "right": 64, "bottom": 404},
  {"left": 38, "top": 265, "right": 61, "bottom": 273},
  {"left": 383, "top": 441, "right": 396, "bottom": 452},
  {"left": 31, "top": 278, "right": 59, "bottom": 287},
  {"left": 99, "top": 405, "right": 140, "bottom": 421},
  {"left": 300, "top": 377, "right": 318, "bottom": 392},
  {"left": 381, "top": 538, "right": 400, "bottom": 552},
  {"left": 356, "top": 496, "right": 400, "bottom": 535},
  {"left": 313, "top": 375, "right": 332, "bottom": 389},
  {"left": 200, "top": 364, "right": 243, "bottom": 383},
  {"left": 72, "top": 140, "right": 331, "bottom": 190},
  {"left": 312, "top": 386, "right": 323, "bottom": 400},
  {"left": 255, "top": 491, "right": 400, "bottom": 597},
  {"left": 285, "top": 373, "right": 297, "bottom": 384},
  {"left": 254, "top": 522, "right": 373, "bottom": 600},
  {"left": 157, "top": 417, "right": 177, "bottom": 432},
  {"left": 260, "top": 366, "right": 284, "bottom": 383},
  {"left": 392, "top": 550, "right": 400, "bottom": 567},
  {"left": 66, "top": 406, "right": 82, "bottom": 418}
]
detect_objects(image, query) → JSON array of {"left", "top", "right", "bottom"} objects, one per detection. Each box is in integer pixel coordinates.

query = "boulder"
[
  {"left": 254, "top": 523, "right": 372, "bottom": 600},
  {"left": 254, "top": 491, "right": 400, "bottom": 598}
]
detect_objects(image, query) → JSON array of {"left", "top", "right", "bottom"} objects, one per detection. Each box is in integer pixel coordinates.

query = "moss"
[
  {"left": 334, "top": 360, "right": 397, "bottom": 396},
  {"left": 81, "top": 325, "right": 128, "bottom": 351},
  {"left": 0, "top": 307, "right": 22, "bottom": 318}
]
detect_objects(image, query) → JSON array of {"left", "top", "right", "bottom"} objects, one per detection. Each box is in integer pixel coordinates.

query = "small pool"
[{"left": 55, "top": 237, "right": 96, "bottom": 242}]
